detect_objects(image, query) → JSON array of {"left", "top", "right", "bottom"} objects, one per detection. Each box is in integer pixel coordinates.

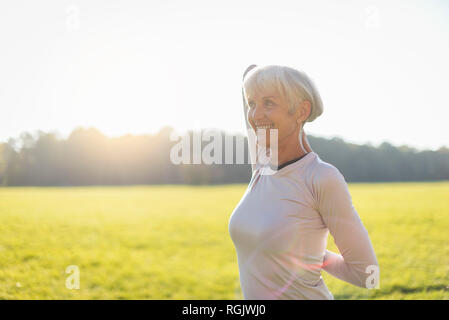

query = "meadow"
[{"left": 0, "top": 182, "right": 448, "bottom": 299}]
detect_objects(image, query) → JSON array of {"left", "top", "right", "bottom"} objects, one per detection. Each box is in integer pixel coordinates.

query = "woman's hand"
[{"left": 301, "top": 128, "right": 313, "bottom": 153}]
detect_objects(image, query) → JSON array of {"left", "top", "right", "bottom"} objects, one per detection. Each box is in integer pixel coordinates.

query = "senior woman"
[{"left": 228, "top": 65, "right": 379, "bottom": 300}]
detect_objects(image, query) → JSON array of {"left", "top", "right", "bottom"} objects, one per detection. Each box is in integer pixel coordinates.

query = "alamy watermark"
[
  {"left": 66, "top": 265, "right": 80, "bottom": 290},
  {"left": 364, "top": 5, "right": 382, "bottom": 30},
  {"left": 66, "top": 5, "right": 81, "bottom": 31},
  {"left": 169, "top": 128, "right": 279, "bottom": 175},
  {"left": 365, "top": 264, "right": 380, "bottom": 289}
]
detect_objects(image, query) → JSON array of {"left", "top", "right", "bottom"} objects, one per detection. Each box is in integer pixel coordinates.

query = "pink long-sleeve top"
[{"left": 228, "top": 151, "right": 379, "bottom": 299}]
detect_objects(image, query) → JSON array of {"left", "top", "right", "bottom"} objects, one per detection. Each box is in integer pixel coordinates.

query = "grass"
[{"left": 0, "top": 182, "right": 448, "bottom": 299}]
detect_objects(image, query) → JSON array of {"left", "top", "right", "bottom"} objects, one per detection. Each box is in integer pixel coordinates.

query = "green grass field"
[{"left": 0, "top": 182, "right": 448, "bottom": 299}]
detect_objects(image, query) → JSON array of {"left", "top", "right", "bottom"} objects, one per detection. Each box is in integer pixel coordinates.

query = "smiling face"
[
  {"left": 246, "top": 89, "right": 301, "bottom": 149},
  {"left": 242, "top": 65, "right": 318, "bottom": 165}
]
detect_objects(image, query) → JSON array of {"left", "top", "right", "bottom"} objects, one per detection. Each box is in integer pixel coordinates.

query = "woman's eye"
[
  {"left": 248, "top": 102, "right": 255, "bottom": 108},
  {"left": 264, "top": 100, "right": 274, "bottom": 106}
]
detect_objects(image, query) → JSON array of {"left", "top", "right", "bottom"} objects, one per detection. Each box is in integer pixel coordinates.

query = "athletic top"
[
  {"left": 228, "top": 151, "right": 379, "bottom": 299},
  {"left": 275, "top": 153, "right": 309, "bottom": 171}
]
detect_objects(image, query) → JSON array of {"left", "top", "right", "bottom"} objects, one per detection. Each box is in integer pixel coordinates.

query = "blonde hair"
[{"left": 243, "top": 65, "right": 323, "bottom": 123}]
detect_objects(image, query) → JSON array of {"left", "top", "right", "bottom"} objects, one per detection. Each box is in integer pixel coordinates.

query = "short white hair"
[{"left": 243, "top": 65, "right": 323, "bottom": 123}]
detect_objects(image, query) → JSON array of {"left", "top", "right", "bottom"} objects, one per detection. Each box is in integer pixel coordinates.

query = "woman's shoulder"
[{"left": 306, "top": 153, "right": 346, "bottom": 190}]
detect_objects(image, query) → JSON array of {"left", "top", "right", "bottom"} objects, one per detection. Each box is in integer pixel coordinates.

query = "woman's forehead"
[
  {"left": 247, "top": 92, "right": 279, "bottom": 99},
  {"left": 246, "top": 88, "right": 282, "bottom": 100}
]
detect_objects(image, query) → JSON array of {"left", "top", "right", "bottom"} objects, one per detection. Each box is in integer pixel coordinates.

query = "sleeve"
[{"left": 315, "top": 166, "right": 380, "bottom": 288}]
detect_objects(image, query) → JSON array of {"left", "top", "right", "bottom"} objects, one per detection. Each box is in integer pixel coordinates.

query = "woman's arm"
[
  {"left": 242, "top": 65, "right": 258, "bottom": 172},
  {"left": 242, "top": 85, "right": 257, "bottom": 172},
  {"left": 315, "top": 166, "right": 380, "bottom": 288}
]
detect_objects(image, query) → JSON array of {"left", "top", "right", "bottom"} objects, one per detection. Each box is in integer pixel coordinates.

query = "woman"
[{"left": 228, "top": 65, "right": 379, "bottom": 300}]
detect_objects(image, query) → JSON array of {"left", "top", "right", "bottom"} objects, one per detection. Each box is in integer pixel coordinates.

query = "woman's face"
[{"left": 246, "top": 89, "right": 300, "bottom": 149}]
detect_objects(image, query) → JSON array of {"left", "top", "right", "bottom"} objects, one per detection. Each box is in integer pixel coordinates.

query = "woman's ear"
[{"left": 296, "top": 100, "right": 312, "bottom": 123}]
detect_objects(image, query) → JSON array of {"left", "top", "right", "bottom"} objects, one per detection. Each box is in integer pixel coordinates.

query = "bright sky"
[{"left": 1, "top": 0, "right": 448, "bottom": 151}]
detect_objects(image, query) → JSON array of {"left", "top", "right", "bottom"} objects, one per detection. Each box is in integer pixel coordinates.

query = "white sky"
[{"left": 1, "top": 0, "right": 448, "bottom": 151}]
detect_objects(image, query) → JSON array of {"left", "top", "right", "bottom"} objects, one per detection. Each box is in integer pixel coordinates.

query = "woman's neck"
[{"left": 274, "top": 129, "right": 308, "bottom": 168}]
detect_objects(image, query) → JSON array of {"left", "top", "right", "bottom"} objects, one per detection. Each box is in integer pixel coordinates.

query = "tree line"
[{"left": 0, "top": 126, "right": 447, "bottom": 186}]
